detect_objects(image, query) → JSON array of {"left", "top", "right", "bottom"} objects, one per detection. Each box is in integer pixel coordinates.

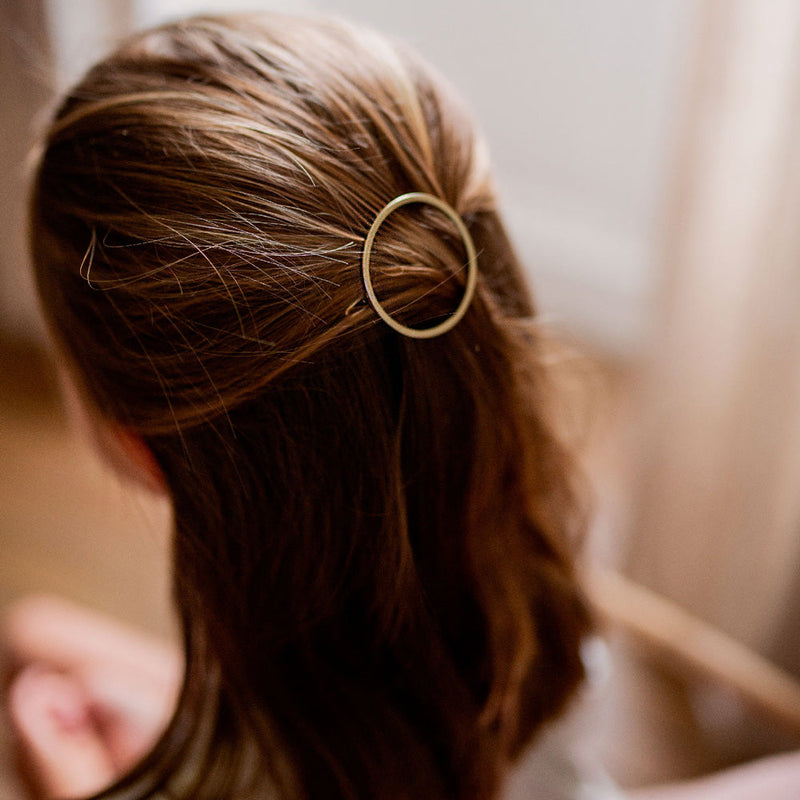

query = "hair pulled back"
[{"left": 31, "top": 15, "right": 590, "bottom": 800}]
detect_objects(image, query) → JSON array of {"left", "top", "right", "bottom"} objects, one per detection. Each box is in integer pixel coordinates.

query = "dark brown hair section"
[{"left": 30, "top": 14, "right": 590, "bottom": 800}]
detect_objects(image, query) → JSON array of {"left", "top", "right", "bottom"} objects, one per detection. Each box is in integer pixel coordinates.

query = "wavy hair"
[{"left": 30, "top": 15, "right": 590, "bottom": 800}]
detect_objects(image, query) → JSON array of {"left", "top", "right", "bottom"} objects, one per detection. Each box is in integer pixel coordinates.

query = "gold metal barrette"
[{"left": 360, "top": 192, "right": 478, "bottom": 339}]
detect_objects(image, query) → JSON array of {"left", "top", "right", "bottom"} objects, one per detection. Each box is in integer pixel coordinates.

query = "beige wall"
[{"left": 1, "top": 0, "right": 695, "bottom": 356}]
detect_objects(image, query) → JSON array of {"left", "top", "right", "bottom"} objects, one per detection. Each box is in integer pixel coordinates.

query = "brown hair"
[{"left": 30, "top": 14, "right": 590, "bottom": 800}]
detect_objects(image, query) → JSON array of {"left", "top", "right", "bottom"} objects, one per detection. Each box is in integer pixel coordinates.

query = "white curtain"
[{"left": 625, "top": 0, "right": 800, "bottom": 668}]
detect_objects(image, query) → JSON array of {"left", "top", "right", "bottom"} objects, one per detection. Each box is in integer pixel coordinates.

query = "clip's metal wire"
[{"left": 360, "top": 192, "right": 478, "bottom": 339}]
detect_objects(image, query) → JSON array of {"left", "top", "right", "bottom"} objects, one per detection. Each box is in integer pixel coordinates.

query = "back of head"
[{"left": 31, "top": 15, "right": 590, "bottom": 800}]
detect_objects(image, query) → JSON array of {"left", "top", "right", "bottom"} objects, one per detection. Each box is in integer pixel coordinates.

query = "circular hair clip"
[{"left": 360, "top": 192, "right": 478, "bottom": 339}]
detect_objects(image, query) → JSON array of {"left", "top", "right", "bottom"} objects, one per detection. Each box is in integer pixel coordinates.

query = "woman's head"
[
  {"left": 33, "top": 14, "right": 502, "bottom": 433},
  {"left": 31, "top": 15, "right": 590, "bottom": 800}
]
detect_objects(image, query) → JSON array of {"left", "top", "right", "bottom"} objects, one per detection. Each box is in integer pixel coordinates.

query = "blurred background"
[{"left": 3, "top": 0, "right": 800, "bottom": 794}]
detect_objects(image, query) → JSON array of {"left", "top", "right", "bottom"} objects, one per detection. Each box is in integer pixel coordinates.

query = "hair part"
[{"left": 31, "top": 14, "right": 590, "bottom": 800}]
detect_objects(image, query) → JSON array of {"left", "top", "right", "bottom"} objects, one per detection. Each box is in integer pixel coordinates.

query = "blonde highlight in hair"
[{"left": 31, "top": 14, "right": 590, "bottom": 800}]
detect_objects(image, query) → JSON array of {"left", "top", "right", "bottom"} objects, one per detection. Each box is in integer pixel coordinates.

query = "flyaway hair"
[{"left": 30, "top": 14, "right": 591, "bottom": 800}]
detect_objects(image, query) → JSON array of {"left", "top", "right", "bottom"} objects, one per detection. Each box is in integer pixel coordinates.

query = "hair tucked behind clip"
[{"left": 360, "top": 192, "right": 478, "bottom": 339}]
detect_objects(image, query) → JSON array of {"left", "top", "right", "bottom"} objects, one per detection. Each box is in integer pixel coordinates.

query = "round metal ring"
[{"left": 360, "top": 192, "right": 478, "bottom": 339}]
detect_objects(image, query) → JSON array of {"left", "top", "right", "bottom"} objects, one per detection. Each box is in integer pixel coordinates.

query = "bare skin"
[
  {"left": 3, "top": 595, "right": 181, "bottom": 799},
  {"left": 630, "top": 753, "right": 800, "bottom": 800}
]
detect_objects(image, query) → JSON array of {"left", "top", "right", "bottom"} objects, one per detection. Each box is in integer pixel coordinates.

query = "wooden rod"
[{"left": 584, "top": 567, "right": 800, "bottom": 738}]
